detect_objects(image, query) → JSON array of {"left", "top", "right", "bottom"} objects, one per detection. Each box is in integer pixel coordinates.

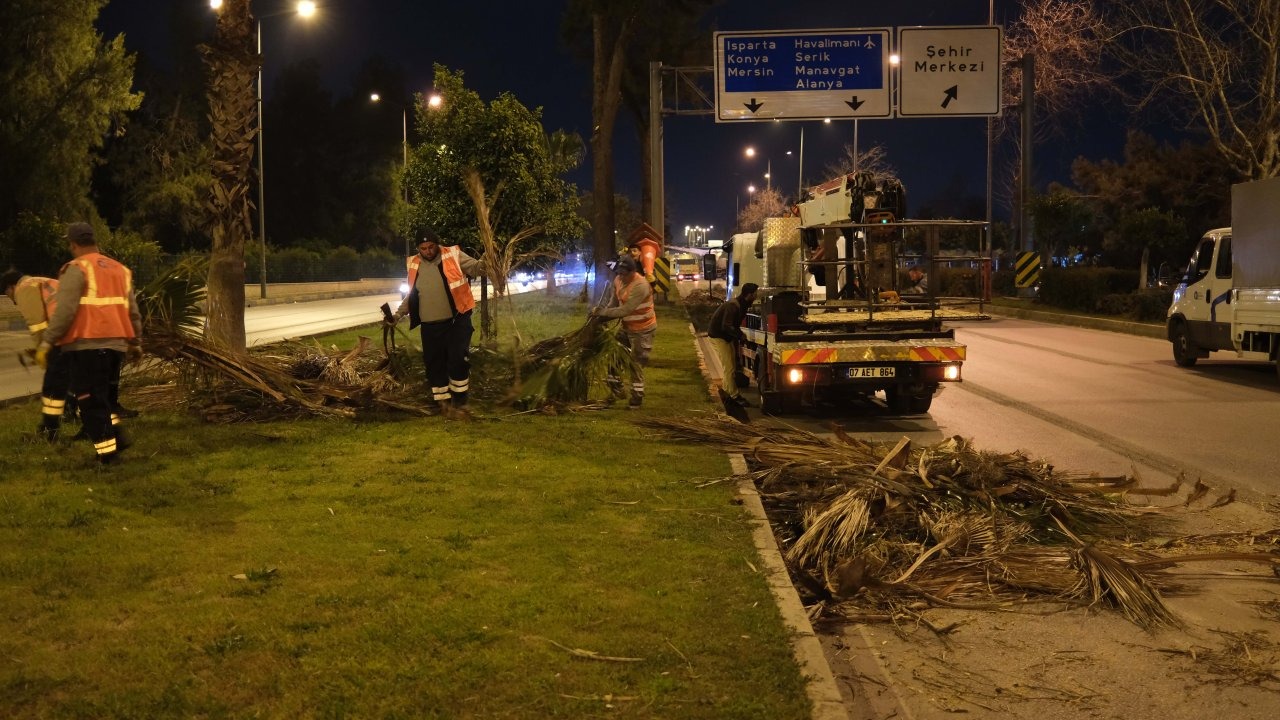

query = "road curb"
[
  {"left": 986, "top": 304, "right": 1166, "bottom": 339},
  {"left": 687, "top": 324, "right": 851, "bottom": 720}
]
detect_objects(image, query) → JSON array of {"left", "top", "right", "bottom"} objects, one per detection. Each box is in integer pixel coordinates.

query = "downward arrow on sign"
[
  {"left": 744, "top": 98, "right": 764, "bottom": 113},
  {"left": 941, "top": 86, "right": 958, "bottom": 108},
  {"left": 845, "top": 96, "right": 865, "bottom": 111}
]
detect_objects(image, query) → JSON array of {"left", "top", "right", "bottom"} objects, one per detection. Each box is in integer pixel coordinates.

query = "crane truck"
[
  {"left": 1167, "top": 177, "right": 1280, "bottom": 380},
  {"left": 725, "top": 172, "right": 990, "bottom": 415}
]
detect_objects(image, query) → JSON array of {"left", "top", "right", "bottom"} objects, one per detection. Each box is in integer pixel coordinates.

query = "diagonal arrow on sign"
[
  {"left": 941, "top": 85, "right": 958, "bottom": 108},
  {"left": 845, "top": 96, "right": 865, "bottom": 111},
  {"left": 744, "top": 98, "right": 764, "bottom": 113}
]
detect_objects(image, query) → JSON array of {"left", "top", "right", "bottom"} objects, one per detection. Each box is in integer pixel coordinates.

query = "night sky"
[{"left": 96, "top": 0, "right": 1134, "bottom": 247}]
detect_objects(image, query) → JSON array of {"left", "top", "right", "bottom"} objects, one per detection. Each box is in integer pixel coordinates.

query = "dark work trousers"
[
  {"left": 39, "top": 347, "right": 71, "bottom": 432},
  {"left": 67, "top": 349, "right": 124, "bottom": 457},
  {"left": 419, "top": 311, "right": 474, "bottom": 407}
]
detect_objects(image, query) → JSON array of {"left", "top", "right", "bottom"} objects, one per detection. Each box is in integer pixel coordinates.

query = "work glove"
[
  {"left": 34, "top": 344, "right": 49, "bottom": 369},
  {"left": 126, "top": 343, "right": 144, "bottom": 364}
]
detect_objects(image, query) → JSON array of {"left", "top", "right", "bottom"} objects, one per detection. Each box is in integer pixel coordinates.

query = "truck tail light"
[
  {"left": 786, "top": 367, "right": 806, "bottom": 384},
  {"left": 944, "top": 364, "right": 961, "bottom": 381}
]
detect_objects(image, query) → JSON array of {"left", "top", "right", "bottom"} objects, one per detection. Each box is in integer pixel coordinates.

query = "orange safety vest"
[
  {"left": 614, "top": 274, "right": 656, "bottom": 333},
  {"left": 58, "top": 253, "right": 136, "bottom": 345},
  {"left": 406, "top": 246, "right": 475, "bottom": 315},
  {"left": 16, "top": 275, "right": 58, "bottom": 334}
]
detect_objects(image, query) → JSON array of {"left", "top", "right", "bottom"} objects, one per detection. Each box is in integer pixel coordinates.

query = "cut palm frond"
[
  {"left": 512, "top": 317, "right": 635, "bottom": 411},
  {"left": 636, "top": 415, "right": 1273, "bottom": 628}
]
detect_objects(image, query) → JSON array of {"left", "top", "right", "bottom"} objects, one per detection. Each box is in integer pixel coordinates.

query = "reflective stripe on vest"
[
  {"left": 615, "top": 275, "right": 656, "bottom": 333},
  {"left": 16, "top": 276, "right": 58, "bottom": 333},
  {"left": 406, "top": 246, "right": 475, "bottom": 315},
  {"left": 59, "top": 253, "right": 135, "bottom": 345}
]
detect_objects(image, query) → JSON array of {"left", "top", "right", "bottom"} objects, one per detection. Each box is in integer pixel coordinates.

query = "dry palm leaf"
[{"left": 637, "top": 415, "right": 1273, "bottom": 628}]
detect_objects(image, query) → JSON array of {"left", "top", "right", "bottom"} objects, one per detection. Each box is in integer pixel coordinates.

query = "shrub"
[
  {"left": 358, "top": 248, "right": 401, "bottom": 279},
  {"left": 992, "top": 269, "right": 1017, "bottom": 297},
  {"left": 0, "top": 213, "right": 65, "bottom": 277},
  {"left": 102, "top": 229, "right": 166, "bottom": 285},
  {"left": 1039, "top": 267, "right": 1139, "bottom": 312},
  {"left": 325, "top": 246, "right": 361, "bottom": 281},
  {"left": 272, "top": 247, "right": 322, "bottom": 282}
]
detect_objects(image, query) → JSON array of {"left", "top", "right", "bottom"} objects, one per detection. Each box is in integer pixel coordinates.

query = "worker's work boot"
[
  {"left": 627, "top": 394, "right": 643, "bottom": 411},
  {"left": 424, "top": 399, "right": 445, "bottom": 417},
  {"left": 38, "top": 419, "right": 60, "bottom": 442},
  {"left": 448, "top": 404, "right": 472, "bottom": 422}
]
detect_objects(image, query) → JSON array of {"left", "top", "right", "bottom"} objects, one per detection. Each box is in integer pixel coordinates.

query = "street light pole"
[
  {"left": 256, "top": 19, "right": 267, "bottom": 299},
  {"left": 372, "top": 92, "right": 415, "bottom": 257},
  {"left": 401, "top": 107, "right": 410, "bottom": 257}
]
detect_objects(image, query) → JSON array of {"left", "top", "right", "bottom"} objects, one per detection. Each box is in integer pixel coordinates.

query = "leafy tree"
[
  {"left": 1071, "top": 131, "right": 1232, "bottom": 269},
  {"left": 1108, "top": 0, "right": 1280, "bottom": 179},
  {"left": 1026, "top": 186, "right": 1098, "bottom": 262},
  {"left": 1108, "top": 207, "right": 1185, "bottom": 283},
  {"left": 0, "top": 0, "right": 140, "bottom": 243},
  {"left": 100, "top": 2, "right": 212, "bottom": 253},
  {"left": 402, "top": 65, "right": 586, "bottom": 337}
]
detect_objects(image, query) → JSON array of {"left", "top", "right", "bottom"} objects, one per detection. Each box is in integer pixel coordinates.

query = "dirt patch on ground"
[{"left": 822, "top": 498, "right": 1280, "bottom": 719}]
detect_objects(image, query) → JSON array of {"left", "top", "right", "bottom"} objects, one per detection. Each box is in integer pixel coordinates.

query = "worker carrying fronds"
[
  {"left": 2, "top": 269, "right": 72, "bottom": 441},
  {"left": 707, "top": 283, "right": 758, "bottom": 408},
  {"left": 38, "top": 223, "right": 143, "bottom": 465},
  {"left": 390, "top": 228, "right": 483, "bottom": 420},
  {"left": 590, "top": 254, "right": 656, "bottom": 409}
]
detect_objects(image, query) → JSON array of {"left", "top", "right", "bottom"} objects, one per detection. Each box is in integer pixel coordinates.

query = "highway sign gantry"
[
  {"left": 897, "top": 26, "right": 1003, "bottom": 118},
  {"left": 714, "top": 28, "right": 891, "bottom": 122}
]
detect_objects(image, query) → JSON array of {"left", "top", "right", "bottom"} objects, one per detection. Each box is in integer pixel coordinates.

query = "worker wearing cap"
[
  {"left": 590, "top": 254, "right": 656, "bottom": 409},
  {"left": 391, "top": 228, "right": 483, "bottom": 419},
  {"left": 38, "top": 222, "right": 143, "bottom": 465},
  {"left": 2, "top": 269, "right": 73, "bottom": 441},
  {"left": 707, "top": 282, "right": 759, "bottom": 408}
]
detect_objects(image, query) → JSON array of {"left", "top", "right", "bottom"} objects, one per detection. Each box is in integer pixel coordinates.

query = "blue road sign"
[{"left": 715, "top": 29, "right": 891, "bottom": 122}]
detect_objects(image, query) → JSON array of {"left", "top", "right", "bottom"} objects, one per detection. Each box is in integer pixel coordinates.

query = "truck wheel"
[
  {"left": 886, "top": 388, "right": 933, "bottom": 415},
  {"left": 908, "top": 394, "right": 933, "bottom": 414},
  {"left": 761, "top": 391, "right": 785, "bottom": 416},
  {"left": 1171, "top": 322, "right": 1199, "bottom": 367}
]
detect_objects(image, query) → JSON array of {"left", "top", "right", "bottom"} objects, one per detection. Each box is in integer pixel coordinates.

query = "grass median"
[{"left": 0, "top": 290, "right": 812, "bottom": 719}]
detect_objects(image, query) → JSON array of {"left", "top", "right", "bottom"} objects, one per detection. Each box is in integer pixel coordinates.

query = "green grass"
[{"left": 0, "top": 290, "right": 811, "bottom": 719}]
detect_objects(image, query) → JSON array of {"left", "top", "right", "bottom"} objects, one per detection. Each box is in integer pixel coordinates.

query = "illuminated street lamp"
[{"left": 211, "top": 0, "right": 316, "bottom": 299}]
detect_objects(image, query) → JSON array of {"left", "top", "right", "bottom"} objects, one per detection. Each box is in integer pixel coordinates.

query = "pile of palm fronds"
[
  {"left": 511, "top": 317, "right": 635, "bottom": 412},
  {"left": 126, "top": 256, "right": 431, "bottom": 422},
  {"left": 140, "top": 329, "right": 428, "bottom": 422},
  {"left": 639, "top": 415, "right": 1280, "bottom": 629}
]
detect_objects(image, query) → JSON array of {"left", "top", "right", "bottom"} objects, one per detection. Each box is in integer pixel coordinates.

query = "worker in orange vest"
[
  {"left": 590, "top": 254, "right": 657, "bottom": 409},
  {"left": 390, "top": 228, "right": 484, "bottom": 419},
  {"left": 37, "top": 223, "right": 143, "bottom": 465},
  {"left": 2, "top": 269, "right": 72, "bottom": 440}
]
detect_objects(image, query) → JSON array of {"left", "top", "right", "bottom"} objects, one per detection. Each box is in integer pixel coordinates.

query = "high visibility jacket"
[
  {"left": 15, "top": 275, "right": 58, "bottom": 340},
  {"left": 614, "top": 275, "right": 656, "bottom": 333},
  {"left": 57, "top": 253, "right": 136, "bottom": 345},
  {"left": 406, "top": 246, "right": 475, "bottom": 316}
]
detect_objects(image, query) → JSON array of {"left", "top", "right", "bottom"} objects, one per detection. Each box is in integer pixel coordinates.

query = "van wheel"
[{"left": 1171, "top": 322, "right": 1199, "bottom": 367}]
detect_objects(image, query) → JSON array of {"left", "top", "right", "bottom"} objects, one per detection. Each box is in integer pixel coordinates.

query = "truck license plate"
[{"left": 847, "top": 366, "right": 895, "bottom": 379}]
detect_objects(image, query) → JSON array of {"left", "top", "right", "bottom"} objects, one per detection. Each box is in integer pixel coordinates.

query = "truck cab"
[{"left": 1167, "top": 228, "right": 1233, "bottom": 365}]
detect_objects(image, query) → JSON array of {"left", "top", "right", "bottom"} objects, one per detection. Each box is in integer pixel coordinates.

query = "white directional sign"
[
  {"left": 897, "top": 26, "right": 1002, "bottom": 118},
  {"left": 714, "top": 29, "right": 891, "bottom": 122}
]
